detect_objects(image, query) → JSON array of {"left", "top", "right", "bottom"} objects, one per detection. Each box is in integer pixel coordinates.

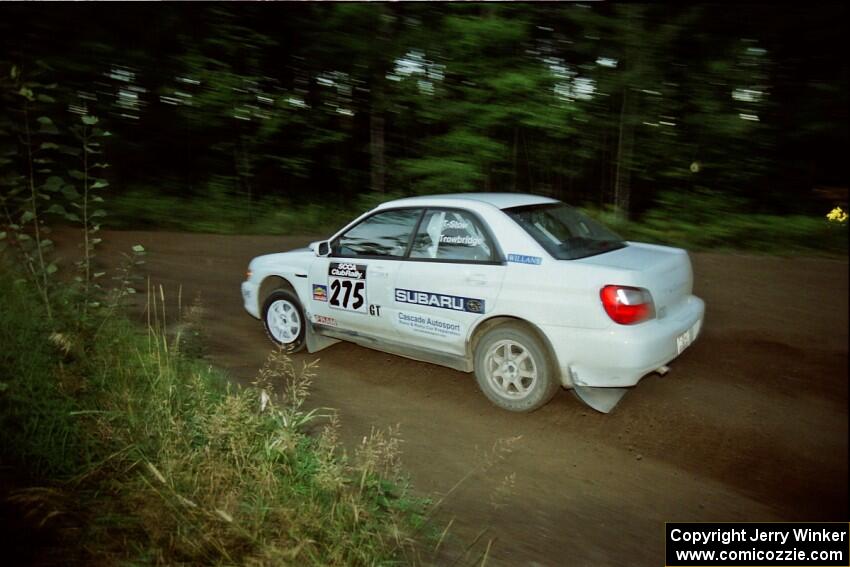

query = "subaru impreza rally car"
[{"left": 242, "top": 193, "right": 704, "bottom": 413}]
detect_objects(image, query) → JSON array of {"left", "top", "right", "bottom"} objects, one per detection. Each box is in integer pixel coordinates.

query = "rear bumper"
[{"left": 545, "top": 295, "right": 705, "bottom": 388}]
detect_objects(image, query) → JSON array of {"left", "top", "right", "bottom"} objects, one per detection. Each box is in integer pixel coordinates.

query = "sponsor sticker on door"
[
  {"left": 397, "top": 310, "right": 463, "bottom": 339},
  {"left": 312, "top": 284, "right": 328, "bottom": 302},
  {"left": 394, "top": 288, "right": 485, "bottom": 313}
]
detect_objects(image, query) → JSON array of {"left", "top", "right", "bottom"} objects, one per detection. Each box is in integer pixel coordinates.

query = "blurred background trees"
[{"left": 1, "top": 2, "right": 846, "bottom": 226}]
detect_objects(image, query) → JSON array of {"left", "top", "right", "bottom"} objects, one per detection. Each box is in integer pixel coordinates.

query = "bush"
[
  {"left": 108, "top": 185, "right": 353, "bottom": 236},
  {"left": 583, "top": 189, "right": 848, "bottom": 255}
]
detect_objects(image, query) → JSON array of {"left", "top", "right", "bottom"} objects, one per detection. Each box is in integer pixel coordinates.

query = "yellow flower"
[{"left": 826, "top": 206, "right": 848, "bottom": 224}]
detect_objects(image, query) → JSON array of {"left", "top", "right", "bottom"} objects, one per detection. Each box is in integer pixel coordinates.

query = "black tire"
[
  {"left": 473, "top": 324, "right": 560, "bottom": 412},
  {"left": 261, "top": 289, "right": 306, "bottom": 352}
]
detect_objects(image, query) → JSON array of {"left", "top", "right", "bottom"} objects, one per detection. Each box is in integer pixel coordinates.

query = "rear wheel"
[
  {"left": 262, "top": 290, "right": 306, "bottom": 352},
  {"left": 473, "top": 324, "right": 559, "bottom": 412}
]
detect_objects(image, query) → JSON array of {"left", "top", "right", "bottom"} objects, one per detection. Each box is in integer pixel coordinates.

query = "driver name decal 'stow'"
[
  {"left": 395, "top": 288, "right": 485, "bottom": 314},
  {"left": 328, "top": 262, "right": 367, "bottom": 313}
]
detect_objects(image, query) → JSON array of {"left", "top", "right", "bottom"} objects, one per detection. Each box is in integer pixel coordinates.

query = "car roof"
[{"left": 375, "top": 192, "right": 559, "bottom": 211}]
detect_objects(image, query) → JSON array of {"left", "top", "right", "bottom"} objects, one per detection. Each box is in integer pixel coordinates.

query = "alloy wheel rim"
[
  {"left": 484, "top": 339, "right": 537, "bottom": 399},
  {"left": 267, "top": 299, "right": 301, "bottom": 343}
]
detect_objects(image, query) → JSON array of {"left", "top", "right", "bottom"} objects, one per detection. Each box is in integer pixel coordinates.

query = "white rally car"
[{"left": 241, "top": 193, "right": 704, "bottom": 413}]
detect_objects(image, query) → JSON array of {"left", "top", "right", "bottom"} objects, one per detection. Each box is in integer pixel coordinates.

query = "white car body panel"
[
  {"left": 241, "top": 193, "right": 705, "bottom": 409},
  {"left": 241, "top": 250, "right": 314, "bottom": 318}
]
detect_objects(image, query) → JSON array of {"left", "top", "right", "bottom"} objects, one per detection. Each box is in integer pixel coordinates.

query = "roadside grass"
[
  {"left": 108, "top": 187, "right": 847, "bottom": 256},
  {"left": 0, "top": 269, "right": 429, "bottom": 565}
]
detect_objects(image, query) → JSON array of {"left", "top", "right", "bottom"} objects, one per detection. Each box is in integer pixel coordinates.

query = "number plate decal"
[
  {"left": 675, "top": 320, "right": 701, "bottom": 355},
  {"left": 328, "top": 262, "right": 368, "bottom": 313}
]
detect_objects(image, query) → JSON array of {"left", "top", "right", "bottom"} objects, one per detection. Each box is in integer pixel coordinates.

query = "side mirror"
[{"left": 311, "top": 240, "right": 331, "bottom": 257}]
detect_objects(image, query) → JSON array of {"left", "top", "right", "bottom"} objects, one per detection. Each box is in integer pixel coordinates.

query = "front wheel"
[
  {"left": 262, "top": 290, "right": 306, "bottom": 352},
  {"left": 473, "top": 324, "right": 559, "bottom": 412}
]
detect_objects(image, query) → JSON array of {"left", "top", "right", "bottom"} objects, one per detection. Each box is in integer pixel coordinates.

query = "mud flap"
[
  {"left": 305, "top": 324, "right": 339, "bottom": 353},
  {"left": 572, "top": 386, "right": 630, "bottom": 414}
]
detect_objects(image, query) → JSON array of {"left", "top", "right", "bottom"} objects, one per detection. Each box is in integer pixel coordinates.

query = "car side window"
[
  {"left": 333, "top": 208, "right": 422, "bottom": 258},
  {"left": 409, "top": 209, "right": 495, "bottom": 262}
]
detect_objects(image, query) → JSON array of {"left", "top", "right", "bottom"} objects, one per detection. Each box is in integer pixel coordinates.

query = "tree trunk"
[
  {"left": 614, "top": 86, "right": 634, "bottom": 219},
  {"left": 512, "top": 126, "right": 519, "bottom": 192},
  {"left": 370, "top": 102, "right": 386, "bottom": 194},
  {"left": 369, "top": 4, "right": 389, "bottom": 196},
  {"left": 613, "top": 4, "right": 645, "bottom": 220}
]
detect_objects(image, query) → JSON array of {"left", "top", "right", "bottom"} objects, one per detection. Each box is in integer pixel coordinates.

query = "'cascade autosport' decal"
[
  {"left": 395, "top": 288, "right": 484, "bottom": 314},
  {"left": 397, "top": 311, "right": 463, "bottom": 338},
  {"left": 507, "top": 254, "right": 542, "bottom": 265},
  {"left": 328, "top": 262, "right": 367, "bottom": 313}
]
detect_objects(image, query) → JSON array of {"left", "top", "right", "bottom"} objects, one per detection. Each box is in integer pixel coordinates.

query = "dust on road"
[{"left": 75, "top": 230, "right": 848, "bottom": 566}]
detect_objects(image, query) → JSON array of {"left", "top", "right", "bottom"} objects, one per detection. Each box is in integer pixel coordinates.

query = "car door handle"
[
  {"left": 371, "top": 267, "right": 389, "bottom": 279},
  {"left": 465, "top": 274, "right": 488, "bottom": 286}
]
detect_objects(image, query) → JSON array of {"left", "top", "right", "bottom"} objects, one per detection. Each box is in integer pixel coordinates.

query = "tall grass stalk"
[{"left": 0, "top": 270, "right": 428, "bottom": 565}]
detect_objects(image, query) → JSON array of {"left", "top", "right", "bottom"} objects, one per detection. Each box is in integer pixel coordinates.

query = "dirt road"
[{"left": 83, "top": 230, "right": 848, "bottom": 566}]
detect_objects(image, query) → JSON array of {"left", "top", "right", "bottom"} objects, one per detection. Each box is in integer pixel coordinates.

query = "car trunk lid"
[{"left": 576, "top": 242, "right": 693, "bottom": 317}]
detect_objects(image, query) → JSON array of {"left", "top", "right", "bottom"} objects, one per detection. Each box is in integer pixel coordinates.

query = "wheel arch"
[
  {"left": 258, "top": 275, "right": 297, "bottom": 312},
  {"left": 467, "top": 315, "right": 562, "bottom": 384}
]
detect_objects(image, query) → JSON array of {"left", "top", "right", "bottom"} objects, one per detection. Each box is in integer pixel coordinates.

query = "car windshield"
[{"left": 504, "top": 203, "right": 626, "bottom": 260}]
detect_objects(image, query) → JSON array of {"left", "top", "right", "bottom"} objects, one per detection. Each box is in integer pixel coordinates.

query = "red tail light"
[{"left": 600, "top": 285, "right": 655, "bottom": 325}]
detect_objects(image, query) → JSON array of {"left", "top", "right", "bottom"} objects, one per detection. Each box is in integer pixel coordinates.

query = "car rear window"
[
  {"left": 409, "top": 209, "right": 495, "bottom": 262},
  {"left": 504, "top": 203, "right": 626, "bottom": 260}
]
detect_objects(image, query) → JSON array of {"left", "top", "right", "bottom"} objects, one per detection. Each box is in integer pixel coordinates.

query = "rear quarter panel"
[
  {"left": 471, "top": 207, "right": 619, "bottom": 339},
  {"left": 491, "top": 260, "right": 617, "bottom": 331}
]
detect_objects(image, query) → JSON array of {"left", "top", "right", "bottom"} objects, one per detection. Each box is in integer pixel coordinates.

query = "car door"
[
  {"left": 307, "top": 208, "right": 423, "bottom": 337},
  {"left": 393, "top": 208, "right": 506, "bottom": 357}
]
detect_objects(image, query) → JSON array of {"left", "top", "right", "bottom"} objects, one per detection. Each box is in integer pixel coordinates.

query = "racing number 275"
[{"left": 329, "top": 279, "right": 365, "bottom": 311}]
